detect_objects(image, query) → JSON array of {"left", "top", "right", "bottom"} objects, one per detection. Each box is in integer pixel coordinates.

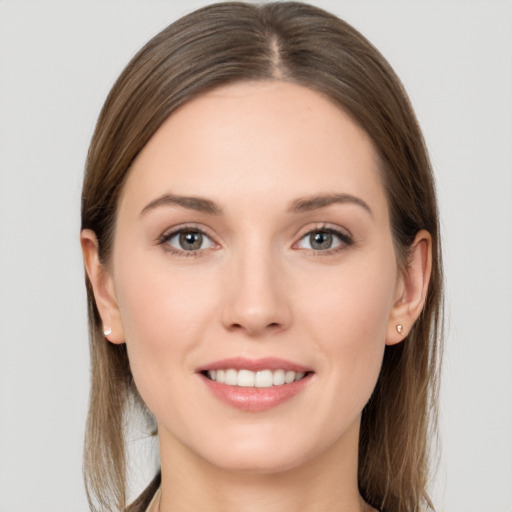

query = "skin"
[{"left": 82, "top": 81, "right": 431, "bottom": 512}]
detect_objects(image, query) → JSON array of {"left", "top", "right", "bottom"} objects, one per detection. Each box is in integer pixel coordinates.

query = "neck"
[{"left": 157, "top": 420, "right": 374, "bottom": 512}]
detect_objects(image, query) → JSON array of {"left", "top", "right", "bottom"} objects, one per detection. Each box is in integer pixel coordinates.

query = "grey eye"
[
  {"left": 309, "top": 231, "right": 333, "bottom": 250},
  {"left": 297, "top": 229, "right": 347, "bottom": 251},
  {"left": 180, "top": 231, "right": 203, "bottom": 250},
  {"left": 166, "top": 230, "right": 213, "bottom": 251}
]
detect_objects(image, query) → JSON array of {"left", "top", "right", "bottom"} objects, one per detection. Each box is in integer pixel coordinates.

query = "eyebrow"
[
  {"left": 140, "top": 192, "right": 372, "bottom": 217},
  {"left": 140, "top": 194, "right": 223, "bottom": 216},
  {"left": 288, "top": 193, "right": 373, "bottom": 216}
]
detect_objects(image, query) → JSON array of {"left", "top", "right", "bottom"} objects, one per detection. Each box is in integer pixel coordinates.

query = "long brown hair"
[{"left": 81, "top": 2, "right": 443, "bottom": 511}]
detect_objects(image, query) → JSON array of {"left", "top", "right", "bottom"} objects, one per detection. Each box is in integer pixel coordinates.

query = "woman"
[{"left": 80, "top": 2, "right": 442, "bottom": 511}]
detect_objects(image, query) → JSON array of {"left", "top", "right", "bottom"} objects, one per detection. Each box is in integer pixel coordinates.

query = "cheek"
[
  {"left": 115, "top": 243, "right": 218, "bottom": 337},
  {"left": 297, "top": 252, "right": 397, "bottom": 401},
  {"left": 112, "top": 251, "right": 220, "bottom": 407},
  {"left": 300, "top": 253, "right": 396, "bottom": 341}
]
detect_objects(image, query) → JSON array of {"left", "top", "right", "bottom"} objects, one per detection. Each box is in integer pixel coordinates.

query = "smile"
[
  {"left": 198, "top": 358, "right": 314, "bottom": 412},
  {"left": 205, "top": 369, "right": 307, "bottom": 388}
]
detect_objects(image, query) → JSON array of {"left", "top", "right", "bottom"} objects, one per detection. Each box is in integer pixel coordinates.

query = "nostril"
[{"left": 227, "top": 321, "right": 282, "bottom": 334}]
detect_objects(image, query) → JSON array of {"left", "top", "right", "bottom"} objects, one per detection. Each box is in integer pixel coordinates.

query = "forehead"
[{"left": 121, "top": 80, "right": 387, "bottom": 218}]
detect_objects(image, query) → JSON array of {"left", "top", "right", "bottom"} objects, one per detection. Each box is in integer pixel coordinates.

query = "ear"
[
  {"left": 386, "top": 229, "right": 432, "bottom": 345},
  {"left": 80, "top": 229, "right": 125, "bottom": 344}
]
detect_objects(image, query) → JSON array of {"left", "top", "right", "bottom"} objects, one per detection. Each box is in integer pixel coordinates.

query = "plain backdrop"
[{"left": 0, "top": 1, "right": 511, "bottom": 511}]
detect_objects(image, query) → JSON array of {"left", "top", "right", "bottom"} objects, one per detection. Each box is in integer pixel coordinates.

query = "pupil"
[
  {"left": 311, "top": 231, "right": 332, "bottom": 250},
  {"left": 180, "top": 231, "right": 202, "bottom": 250}
]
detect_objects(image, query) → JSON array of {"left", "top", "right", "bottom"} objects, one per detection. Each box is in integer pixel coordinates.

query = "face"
[{"left": 103, "top": 81, "right": 404, "bottom": 474}]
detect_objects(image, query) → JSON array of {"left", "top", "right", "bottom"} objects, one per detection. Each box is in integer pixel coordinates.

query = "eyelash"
[
  {"left": 295, "top": 224, "right": 354, "bottom": 256},
  {"left": 158, "top": 224, "right": 217, "bottom": 258},
  {"left": 158, "top": 224, "right": 353, "bottom": 258}
]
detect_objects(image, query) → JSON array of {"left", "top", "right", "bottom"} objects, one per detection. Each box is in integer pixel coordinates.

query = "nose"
[{"left": 221, "top": 245, "right": 292, "bottom": 337}]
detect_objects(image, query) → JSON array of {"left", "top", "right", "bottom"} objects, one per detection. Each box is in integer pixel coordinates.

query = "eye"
[
  {"left": 161, "top": 228, "right": 215, "bottom": 253},
  {"left": 296, "top": 228, "right": 352, "bottom": 252}
]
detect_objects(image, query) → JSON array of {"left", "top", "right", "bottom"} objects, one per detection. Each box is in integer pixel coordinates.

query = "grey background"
[{"left": 0, "top": 1, "right": 511, "bottom": 511}]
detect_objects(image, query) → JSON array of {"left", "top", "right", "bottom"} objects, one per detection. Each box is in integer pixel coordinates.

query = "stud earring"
[
  {"left": 103, "top": 327, "right": 112, "bottom": 337},
  {"left": 396, "top": 324, "right": 404, "bottom": 335}
]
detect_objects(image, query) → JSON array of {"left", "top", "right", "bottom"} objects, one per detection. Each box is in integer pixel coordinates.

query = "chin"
[
  {"left": 206, "top": 449, "right": 309, "bottom": 475},
  {"left": 189, "top": 427, "right": 329, "bottom": 476}
]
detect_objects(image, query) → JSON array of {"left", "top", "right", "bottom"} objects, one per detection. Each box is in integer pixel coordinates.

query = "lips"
[
  {"left": 206, "top": 368, "right": 306, "bottom": 388},
  {"left": 197, "top": 357, "right": 313, "bottom": 412}
]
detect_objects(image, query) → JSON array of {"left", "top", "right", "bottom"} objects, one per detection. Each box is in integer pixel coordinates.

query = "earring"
[
  {"left": 103, "top": 327, "right": 112, "bottom": 337},
  {"left": 396, "top": 324, "right": 404, "bottom": 335}
]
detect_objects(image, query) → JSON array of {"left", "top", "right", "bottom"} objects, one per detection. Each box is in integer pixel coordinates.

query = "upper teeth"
[{"left": 207, "top": 369, "right": 306, "bottom": 388}]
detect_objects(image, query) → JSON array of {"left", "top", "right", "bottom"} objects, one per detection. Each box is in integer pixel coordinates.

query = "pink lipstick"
[{"left": 197, "top": 357, "right": 313, "bottom": 412}]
